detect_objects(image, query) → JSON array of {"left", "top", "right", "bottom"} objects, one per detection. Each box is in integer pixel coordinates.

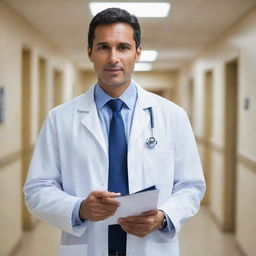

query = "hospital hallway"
[
  {"left": 1, "top": 0, "right": 256, "bottom": 256},
  {"left": 12, "top": 207, "right": 243, "bottom": 256}
]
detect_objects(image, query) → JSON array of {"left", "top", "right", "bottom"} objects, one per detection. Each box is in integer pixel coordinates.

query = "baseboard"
[
  {"left": 8, "top": 238, "right": 22, "bottom": 256},
  {"left": 208, "top": 208, "right": 224, "bottom": 231},
  {"left": 236, "top": 240, "right": 248, "bottom": 256}
]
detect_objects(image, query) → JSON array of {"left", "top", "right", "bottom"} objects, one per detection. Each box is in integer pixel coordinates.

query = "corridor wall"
[
  {"left": 0, "top": 2, "right": 77, "bottom": 255},
  {"left": 133, "top": 71, "right": 179, "bottom": 102},
  {"left": 178, "top": 7, "right": 256, "bottom": 256}
]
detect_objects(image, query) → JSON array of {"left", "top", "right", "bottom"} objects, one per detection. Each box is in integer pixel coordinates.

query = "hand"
[
  {"left": 79, "top": 191, "right": 120, "bottom": 222},
  {"left": 118, "top": 210, "right": 165, "bottom": 238}
]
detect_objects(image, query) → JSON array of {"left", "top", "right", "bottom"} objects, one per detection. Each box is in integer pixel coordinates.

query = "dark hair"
[{"left": 88, "top": 8, "right": 141, "bottom": 49}]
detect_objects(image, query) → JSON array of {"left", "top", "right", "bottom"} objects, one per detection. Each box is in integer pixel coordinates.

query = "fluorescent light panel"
[
  {"left": 89, "top": 2, "right": 171, "bottom": 17},
  {"left": 140, "top": 50, "right": 158, "bottom": 62},
  {"left": 134, "top": 63, "right": 152, "bottom": 71}
]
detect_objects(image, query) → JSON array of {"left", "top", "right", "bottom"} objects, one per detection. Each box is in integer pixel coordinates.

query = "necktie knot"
[{"left": 108, "top": 99, "right": 124, "bottom": 112}]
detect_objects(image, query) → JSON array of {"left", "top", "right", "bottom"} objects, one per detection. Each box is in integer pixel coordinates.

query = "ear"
[
  {"left": 87, "top": 46, "right": 93, "bottom": 62},
  {"left": 135, "top": 45, "right": 142, "bottom": 63}
]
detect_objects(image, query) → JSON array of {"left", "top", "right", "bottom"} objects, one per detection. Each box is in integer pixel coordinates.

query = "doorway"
[
  {"left": 188, "top": 78, "right": 194, "bottom": 126},
  {"left": 223, "top": 59, "right": 238, "bottom": 231},
  {"left": 38, "top": 57, "right": 47, "bottom": 132},
  {"left": 202, "top": 70, "right": 213, "bottom": 205},
  {"left": 21, "top": 48, "right": 35, "bottom": 230},
  {"left": 53, "top": 69, "right": 63, "bottom": 107}
]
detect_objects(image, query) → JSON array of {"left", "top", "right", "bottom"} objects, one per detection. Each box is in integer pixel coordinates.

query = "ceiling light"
[
  {"left": 89, "top": 2, "right": 171, "bottom": 17},
  {"left": 134, "top": 63, "right": 152, "bottom": 72},
  {"left": 140, "top": 50, "right": 158, "bottom": 62}
]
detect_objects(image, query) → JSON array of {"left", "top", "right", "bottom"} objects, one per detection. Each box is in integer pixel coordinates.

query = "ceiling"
[{"left": 4, "top": 0, "right": 256, "bottom": 71}]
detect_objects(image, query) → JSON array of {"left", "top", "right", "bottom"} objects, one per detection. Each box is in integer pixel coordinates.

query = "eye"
[
  {"left": 119, "top": 45, "right": 130, "bottom": 50},
  {"left": 98, "top": 45, "right": 108, "bottom": 50}
]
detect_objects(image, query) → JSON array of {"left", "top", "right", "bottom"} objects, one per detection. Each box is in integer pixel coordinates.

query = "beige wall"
[
  {"left": 177, "top": 7, "right": 256, "bottom": 256},
  {"left": 133, "top": 71, "right": 179, "bottom": 101},
  {"left": 0, "top": 161, "right": 22, "bottom": 256},
  {"left": 236, "top": 163, "right": 256, "bottom": 256},
  {"left": 73, "top": 70, "right": 97, "bottom": 96},
  {"left": 132, "top": 71, "right": 177, "bottom": 90},
  {"left": 0, "top": 2, "right": 77, "bottom": 255}
]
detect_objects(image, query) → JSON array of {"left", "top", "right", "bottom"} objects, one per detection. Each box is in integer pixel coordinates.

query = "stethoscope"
[{"left": 146, "top": 107, "right": 158, "bottom": 149}]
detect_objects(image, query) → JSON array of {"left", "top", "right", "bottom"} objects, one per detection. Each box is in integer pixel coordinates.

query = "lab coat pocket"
[
  {"left": 59, "top": 244, "right": 88, "bottom": 256},
  {"left": 150, "top": 240, "right": 179, "bottom": 256},
  {"left": 144, "top": 149, "right": 174, "bottom": 185}
]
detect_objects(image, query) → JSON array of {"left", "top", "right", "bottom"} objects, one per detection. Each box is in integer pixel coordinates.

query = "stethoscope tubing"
[
  {"left": 149, "top": 107, "right": 155, "bottom": 129},
  {"left": 146, "top": 107, "right": 157, "bottom": 148}
]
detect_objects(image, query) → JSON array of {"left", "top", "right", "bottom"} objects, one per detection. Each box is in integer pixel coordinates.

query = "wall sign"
[
  {"left": 244, "top": 97, "right": 250, "bottom": 110},
  {"left": 0, "top": 87, "right": 5, "bottom": 124}
]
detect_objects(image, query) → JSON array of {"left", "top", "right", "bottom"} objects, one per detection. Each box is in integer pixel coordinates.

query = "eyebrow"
[
  {"left": 96, "top": 42, "right": 132, "bottom": 47},
  {"left": 119, "top": 42, "right": 132, "bottom": 47}
]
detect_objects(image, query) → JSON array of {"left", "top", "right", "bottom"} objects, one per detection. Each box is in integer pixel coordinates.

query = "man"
[{"left": 24, "top": 8, "right": 205, "bottom": 256}]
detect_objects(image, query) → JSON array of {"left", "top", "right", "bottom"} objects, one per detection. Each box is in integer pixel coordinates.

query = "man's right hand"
[{"left": 79, "top": 191, "right": 121, "bottom": 222}]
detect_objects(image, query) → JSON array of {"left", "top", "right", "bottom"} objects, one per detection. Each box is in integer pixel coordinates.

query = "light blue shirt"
[{"left": 72, "top": 82, "right": 173, "bottom": 232}]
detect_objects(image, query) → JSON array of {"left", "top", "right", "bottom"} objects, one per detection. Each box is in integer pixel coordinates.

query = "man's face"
[{"left": 88, "top": 23, "right": 141, "bottom": 91}]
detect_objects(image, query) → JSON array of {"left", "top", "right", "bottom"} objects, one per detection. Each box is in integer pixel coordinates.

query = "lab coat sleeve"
[
  {"left": 159, "top": 108, "right": 206, "bottom": 239},
  {"left": 23, "top": 111, "right": 88, "bottom": 236}
]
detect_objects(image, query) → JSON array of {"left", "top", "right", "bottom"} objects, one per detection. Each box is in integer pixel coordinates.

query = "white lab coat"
[{"left": 24, "top": 82, "right": 205, "bottom": 256}]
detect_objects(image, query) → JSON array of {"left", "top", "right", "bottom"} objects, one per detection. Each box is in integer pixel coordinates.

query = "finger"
[
  {"left": 121, "top": 222, "right": 151, "bottom": 230},
  {"left": 92, "top": 208, "right": 117, "bottom": 219},
  {"left": 101, "top": 197, "right": 120, "bottom": 206},
  {"left": 92, "top": 204, "right": 118, "bottom": 214},
  {"left": 141, "top": 210, "right": 158, "bottom": 216},
  {"left": 98, "top": 206, "right": 118, "bottom": 215},
  {"left": 120, "top": 223, "right": 148, "bottom": 237},
  {"left": 92, "top": 213, "right": 114, "bottom": 221},
  {"left": 92, "top": 191, "right": 121, "bottom": 198},
  {"left": 121, "top": 216, "right": 154, "bottom": 224}
]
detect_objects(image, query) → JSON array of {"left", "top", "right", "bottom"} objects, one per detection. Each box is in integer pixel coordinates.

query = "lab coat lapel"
[
  {"left": 77, "top": 86, "right": 108, "bottom": 157},
  {"left": 128, "top": 85, "right": 152, "bottom": 151}
]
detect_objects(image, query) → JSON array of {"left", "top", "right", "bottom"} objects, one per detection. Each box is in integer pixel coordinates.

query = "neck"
[{"left": 98, "top": 82, "right": 131, "bottom": 98}]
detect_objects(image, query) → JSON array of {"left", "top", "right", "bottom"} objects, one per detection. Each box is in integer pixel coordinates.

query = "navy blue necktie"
[{"left": 108, "top": 99, "right": 129, "bottom": 253}]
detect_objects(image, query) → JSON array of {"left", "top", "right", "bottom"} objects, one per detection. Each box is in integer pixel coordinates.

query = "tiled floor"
[{"left": 15, "top": 207, "right": 242, "bottom": 256}]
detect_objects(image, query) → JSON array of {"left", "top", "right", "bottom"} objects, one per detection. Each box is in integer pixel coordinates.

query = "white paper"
[{"left": 105, "top": 189, "right": 159, "bottom": 225}]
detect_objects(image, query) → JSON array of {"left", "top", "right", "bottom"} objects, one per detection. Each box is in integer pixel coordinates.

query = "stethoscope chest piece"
[{"left": 146, "top": 136, "right": 157, "bottom": 149}]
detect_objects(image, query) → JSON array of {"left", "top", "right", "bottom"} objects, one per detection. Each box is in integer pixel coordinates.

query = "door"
[
  {"left": 202, "top": 70, "right": 213, "bottom": 205},
  {"left": 223, "top": 59, "right": 238, "bottom": 231},
  {"left": 21, "top": 48, "right": 35, "bottom": 230}
]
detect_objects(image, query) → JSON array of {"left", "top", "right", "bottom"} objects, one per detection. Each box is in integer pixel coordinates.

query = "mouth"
[{"left": 104, "top": 67, "right": 122, "bottom": 73}]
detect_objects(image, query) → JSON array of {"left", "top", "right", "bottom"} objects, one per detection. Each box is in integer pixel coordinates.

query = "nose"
[{"left": 108, "top": 49, "right": 119, "bottom": 64}]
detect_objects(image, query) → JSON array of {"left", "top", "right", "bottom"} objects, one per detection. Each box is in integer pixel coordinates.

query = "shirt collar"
[{"left": 94, "top": 82, "right": 137, "bottom": 111}]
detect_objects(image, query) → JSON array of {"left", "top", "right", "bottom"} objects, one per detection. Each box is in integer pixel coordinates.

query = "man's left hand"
[{"left": 118, "top": 210, "right": 164, "bottom": 238}]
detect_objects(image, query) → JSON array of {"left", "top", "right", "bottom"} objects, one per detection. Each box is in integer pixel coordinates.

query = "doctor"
[{"left": 24, "top": 7, "right": 205, "bottom": 256}]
